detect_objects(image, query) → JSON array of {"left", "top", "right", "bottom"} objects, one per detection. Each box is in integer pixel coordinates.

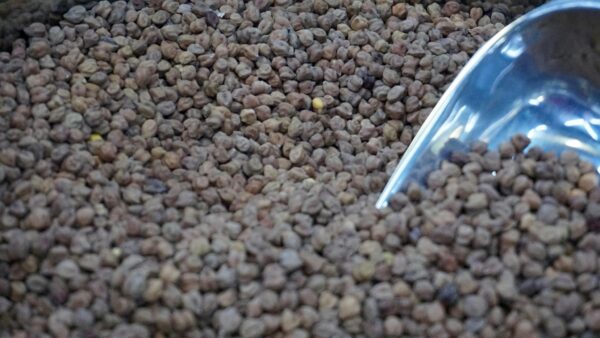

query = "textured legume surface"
[{"left": 8, "top": 1, "right": 600, "bottom": 338}]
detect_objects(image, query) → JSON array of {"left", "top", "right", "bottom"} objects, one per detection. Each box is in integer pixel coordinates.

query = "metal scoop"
[{"left": 376, "top": 0, "right": 600, "bottom": 209}]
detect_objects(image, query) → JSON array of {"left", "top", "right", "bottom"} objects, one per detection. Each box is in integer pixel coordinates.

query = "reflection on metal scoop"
[{"left": 376, "top": 0, "right": 600, "bottom": 209}]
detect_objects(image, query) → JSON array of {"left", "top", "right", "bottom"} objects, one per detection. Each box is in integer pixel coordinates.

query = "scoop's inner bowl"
[{"left": 376, "top": 3, "right": 600, "bottom": 208}]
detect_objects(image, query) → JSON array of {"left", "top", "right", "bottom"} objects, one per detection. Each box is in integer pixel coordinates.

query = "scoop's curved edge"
[{"left": 375, "top": 0, "right": 600, "bottom": 209}]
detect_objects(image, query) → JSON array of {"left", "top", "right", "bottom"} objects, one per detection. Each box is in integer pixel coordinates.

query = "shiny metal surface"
[{"left": 376, "top": 0, "right": 600, "bottom": 209}]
